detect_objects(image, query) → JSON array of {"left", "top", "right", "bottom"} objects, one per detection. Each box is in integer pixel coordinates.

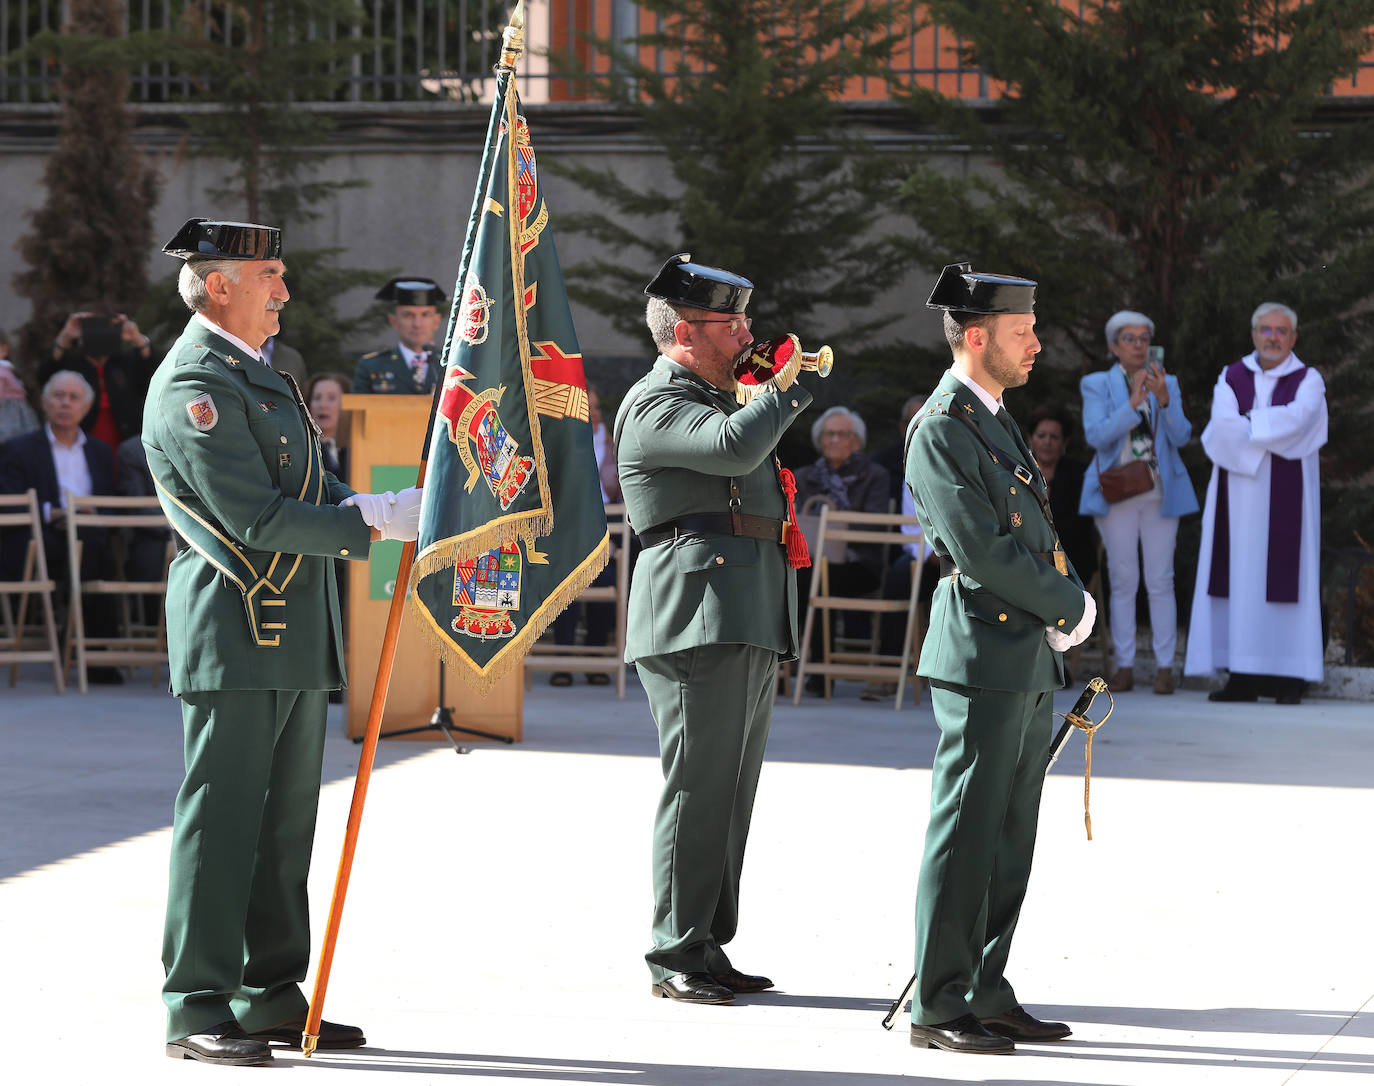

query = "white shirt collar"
[
  {"left": 193, "top": 312, "right": 265, "bottom": 365},
  {"left": 949, "top": 366, "right": 1004, "bottom": 416},
  {"left": 1242, "top": 350, "right": 1304, "bottom": 379},
  {"left": 44, "top": 421, "right": 86, "bottom": 451},
  {"left": 399, "top": 342, "right": 429, "bottom": 367}
]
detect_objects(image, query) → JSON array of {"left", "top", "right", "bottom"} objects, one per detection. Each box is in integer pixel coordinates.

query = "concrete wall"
[{"left": 0, "top": 102, "right": 946, "bottom": 380}]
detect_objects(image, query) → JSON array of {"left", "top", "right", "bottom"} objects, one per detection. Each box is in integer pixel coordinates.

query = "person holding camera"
[
  {"left": 1079, "top": 310, "right": 1198, "bottom": 694},
  {"left": 42, "top": 307, "right": 154, "bottom": 447}
]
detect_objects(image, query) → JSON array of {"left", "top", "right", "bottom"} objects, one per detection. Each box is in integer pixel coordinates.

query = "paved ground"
[{"left": 2, "top": 663, "right": 1372, "bottom": 1085}]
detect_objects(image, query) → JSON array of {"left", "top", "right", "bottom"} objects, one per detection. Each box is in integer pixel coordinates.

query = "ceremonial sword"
[{"left": 879, "top": 676, "right": 1113, "bottom": 1031}]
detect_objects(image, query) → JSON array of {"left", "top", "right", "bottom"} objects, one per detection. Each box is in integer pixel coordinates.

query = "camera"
[{"left": 79, "top": 316, "right": 123, "bottom": 357}]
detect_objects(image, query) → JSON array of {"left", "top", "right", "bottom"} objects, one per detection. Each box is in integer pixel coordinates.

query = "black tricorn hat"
[
  {"left": 644, "top": 253, "right": 753, "bottom": 314},
  {"left": 926, "top": 261, "right": 1036, "bottom": 315},
  {"left": 376, "top": 277, "right": 447, "bottom": 307},
  {"left": 163, "top": 218, "right": 282, "bottom": 261}
]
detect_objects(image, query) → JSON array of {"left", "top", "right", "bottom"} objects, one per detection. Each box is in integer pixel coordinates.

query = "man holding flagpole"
[
  {"left": 147, "top": 218, "right": 421, "bottom": 1066},
  {"left": 617, "top": 254, "right": 812, "bottom": 1004}
]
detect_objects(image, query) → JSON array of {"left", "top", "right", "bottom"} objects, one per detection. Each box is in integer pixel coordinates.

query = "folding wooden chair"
[
  {"left": 0, "top": 490, "right": 65, "bottom": 692},
  {"left": 63, "top": 493, "right": 174, "bottom": 693},
  {"left": 525, "top": 503, "right": 632, "bottom": 698},
  {"left": 793, "top": 507, "right": 926, "bottom": 709}
]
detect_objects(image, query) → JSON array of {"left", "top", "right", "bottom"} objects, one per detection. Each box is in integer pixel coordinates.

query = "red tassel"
[{"left": 778, "top": 466, "right": 810, "bottom": 569}]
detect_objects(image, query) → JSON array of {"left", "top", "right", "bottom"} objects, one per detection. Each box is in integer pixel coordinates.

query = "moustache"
[{"left": 267, "top": 300, "right": 285, "bottom": 312}]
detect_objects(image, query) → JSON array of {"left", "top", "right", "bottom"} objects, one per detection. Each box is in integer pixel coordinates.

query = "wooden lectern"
[{"left": 340, "top": 395, "right": 523, "bottom": 742}]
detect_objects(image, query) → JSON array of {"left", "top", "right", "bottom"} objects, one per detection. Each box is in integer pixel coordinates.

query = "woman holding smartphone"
[{"left": 1079, "top": 310, "right": 1198, "bottom": 694}]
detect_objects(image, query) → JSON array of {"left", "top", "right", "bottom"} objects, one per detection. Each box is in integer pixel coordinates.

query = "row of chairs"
[
  {"left": 0, "top": 490, "right": 173, "bottom": 694},
  {"left": 5, "top": 496, "right": 958, "bottom": 708},
  {"left": 526, "top": 505, "right": 932, "bottom": 709}
]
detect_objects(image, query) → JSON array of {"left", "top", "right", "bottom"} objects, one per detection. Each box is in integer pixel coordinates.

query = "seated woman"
[
  {"left": 305, "top": 371, "right": 350, "bottom": 481},
  {"left": 793, "top": 406, "right": 889, "bottom": 688},
  {"left": 1024, "top": 404, "right": 1098, "bottom": 589}
]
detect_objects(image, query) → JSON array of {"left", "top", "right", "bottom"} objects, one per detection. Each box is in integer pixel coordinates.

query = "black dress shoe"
[
  {"left": 243, "top": 1013, "right": 366, "bottom": 1049},
  {"left": 979, "top": 1004, "right": 1072, "bottom": 1041},
  {"left": 710, "top": 967, "right": 774, "bottom": 993},
  {"left": 650, "top": 972, "right": 735, "bottom": 1004},
  {"left": 166, "top": 1021, "right": 273, "bottom": 1065},
  {"left": 1275, "top": 693, "right": 1303, "bottom": 705},
  {"left": 910, "top": 1013, "right": 1014, "bottom": 1054},
  {"left": 87, "top": 666, "right": 124, "bottom": 685},
  {"left": 1208, "top": 684, "right": 1257, "bottom": 702}
]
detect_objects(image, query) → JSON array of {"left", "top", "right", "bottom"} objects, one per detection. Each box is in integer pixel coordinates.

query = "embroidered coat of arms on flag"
[{"left": 407, "top": 45, "right": 608, "bottom": 694}]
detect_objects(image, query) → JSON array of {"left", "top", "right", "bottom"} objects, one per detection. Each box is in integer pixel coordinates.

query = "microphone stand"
[{"left": 352, "top": 660, "right": 515, "bottom": 755}]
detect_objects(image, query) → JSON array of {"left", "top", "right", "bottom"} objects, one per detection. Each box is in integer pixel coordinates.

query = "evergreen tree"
[
  {"left": 11, "top": 0, "right": 161, "bottom": 370},
  {"left": 550, "top": 0, "right": 919, "bottom": 355},
  {"left": 891, "top": 0, "right": 1374, "bottom": 552},
  {"left": 138, "top": 0, "right": 388, "bottom": 370}
]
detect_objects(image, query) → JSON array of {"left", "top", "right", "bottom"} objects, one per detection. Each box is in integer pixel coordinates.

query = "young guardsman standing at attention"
[{"left": 904, "top": 262, "right": 1095, "bottom": 1054}]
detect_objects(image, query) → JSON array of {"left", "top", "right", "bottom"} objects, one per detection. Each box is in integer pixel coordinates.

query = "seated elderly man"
[
  {"left": 0, "top": 370, "right": 122, "bottom": 683},
  {"left": 793, "top": 405, "right": 890, "bottom": 690}
]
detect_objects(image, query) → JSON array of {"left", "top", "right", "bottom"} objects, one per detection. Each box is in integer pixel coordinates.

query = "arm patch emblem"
[{"left": 186, "top": 394, "right": 219, "bottom": 431}]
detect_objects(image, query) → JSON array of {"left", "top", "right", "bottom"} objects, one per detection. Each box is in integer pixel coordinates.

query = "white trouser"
[{"left": 1094, "top": 492, "right": 1179, "bottom": 669}]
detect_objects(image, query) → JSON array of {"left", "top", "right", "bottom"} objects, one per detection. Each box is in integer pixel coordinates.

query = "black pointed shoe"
[
  {"left": 243, "top": 1013, "right": 366, "bottom": 1049},
  {"left": 166, "top": 1021, "right": 273, "bottom": 1065},
  {"left": 651, "top": 972, "right": 735, "bottom": 1004},
  {"left": 979, "top": 1004, "right": 1072, "bottom": 1041},
  {"left": 909, "top": 1013, "right": 1014, "bottom": 1054},
  {"left": 709, "top": 967, "right": 774, "bottom": 993}
]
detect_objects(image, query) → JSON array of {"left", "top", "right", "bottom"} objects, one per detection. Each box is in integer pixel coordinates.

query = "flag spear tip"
[{"left": 499, "top": 1, "right": 526, "bottom": 68}]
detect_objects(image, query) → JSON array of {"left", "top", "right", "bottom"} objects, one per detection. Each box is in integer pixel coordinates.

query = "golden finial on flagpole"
[{"left": 498, "top": 1, "right": 526, "bottom": 70}]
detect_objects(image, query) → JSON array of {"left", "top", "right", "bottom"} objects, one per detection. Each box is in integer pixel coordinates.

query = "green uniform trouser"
[
  {"left": 912, "top": 680, "right": 1053, "bottom": 1025},
  {"left": 638, "top": 643, "right": 778, "bottom": 983},
  {"left": 162, "top": 689, "right": 327, "bottom": 1041}
]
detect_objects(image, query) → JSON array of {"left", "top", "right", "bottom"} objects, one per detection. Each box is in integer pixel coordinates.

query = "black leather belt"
[
  {"left": 940, "top": 551, "right": 1067, "bottom": 577},
  {"left": 639, "top": 513, "right": 786, "bottom": 548}
]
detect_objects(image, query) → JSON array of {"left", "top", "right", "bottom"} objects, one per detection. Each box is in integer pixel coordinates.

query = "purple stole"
[{"left": 1208, "top": 360, "right": 1307, "bottom": 603}]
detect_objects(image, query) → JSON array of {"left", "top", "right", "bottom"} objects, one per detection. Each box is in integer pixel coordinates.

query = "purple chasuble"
[{"left": 1208, "top": 361, "right": 1307, "bottom": 603}]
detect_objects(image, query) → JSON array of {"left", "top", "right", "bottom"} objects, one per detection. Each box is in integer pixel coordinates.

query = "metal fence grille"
[{"left": 3, "top": 0, "right": 1372, "bottom": 107}]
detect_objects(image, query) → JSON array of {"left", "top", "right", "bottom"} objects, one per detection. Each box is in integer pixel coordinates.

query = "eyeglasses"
[
  {"left": 687, "top": 316, "right": 753, "bottom": 336},
  {"left": 1255, "top": 325, "right": 1293, "bottom": 338},
  {"left": 1116, "top": 333, "right": 1151, "bottom": 346},
  {"left": 820, "top": 429, "right": 856, "bottom": 441}
]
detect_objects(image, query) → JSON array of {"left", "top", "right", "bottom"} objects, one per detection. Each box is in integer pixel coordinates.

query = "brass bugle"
[{"left": 801, "top": 345, "right": 834, "bottom": 378}]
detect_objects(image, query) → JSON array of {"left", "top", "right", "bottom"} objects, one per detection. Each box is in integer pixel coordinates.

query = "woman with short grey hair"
[
  {"left": 1079, "top": 310, "right": 1198, "bottom": 694},
  {"left": 792, "top": 405, "right": 890, "bottom": 691}
]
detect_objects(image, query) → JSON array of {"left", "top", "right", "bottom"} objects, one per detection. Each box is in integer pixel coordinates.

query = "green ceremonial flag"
[{"left": 408, "top": 41, "right": 608, "bottom": 695}]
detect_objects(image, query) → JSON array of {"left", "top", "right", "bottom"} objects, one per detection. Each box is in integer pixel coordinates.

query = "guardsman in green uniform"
[
  {"left": 616, "top": 254, "right": 812, "bottom": 1005},
  {"left": 905, "top": 262, "right": 1096, "bottom": 1055},
  {"left": 349, "top": 277, "right": 446, "bottom": 394},
  {"left": 147, "top": 219, "right": 423, "bottom": 1066}
]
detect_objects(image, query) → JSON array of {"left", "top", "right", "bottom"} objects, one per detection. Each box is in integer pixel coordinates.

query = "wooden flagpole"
[
  {"left": 302, "top": 5, "right": 526, "bottom": 1056},
  {"left": 301, "top": 386, "right": 441, "bottom": 1057}
]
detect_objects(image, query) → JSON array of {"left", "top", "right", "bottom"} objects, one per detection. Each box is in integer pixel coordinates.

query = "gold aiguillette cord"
[{"left": 1054, "top": 687, "right": 1113, "bottom": 840}]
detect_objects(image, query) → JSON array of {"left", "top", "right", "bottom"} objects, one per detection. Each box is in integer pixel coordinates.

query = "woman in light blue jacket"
[{"left": 1079, "top": 310, "right": 1199, "bottom": 694}]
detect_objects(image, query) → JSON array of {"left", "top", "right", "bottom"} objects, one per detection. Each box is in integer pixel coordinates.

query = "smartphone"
[
  {"left": 79, "top": 316, "right": 123, "bottom": 356},
  {"left": 1146, "top": 345, "right": 1164, "bottom": 375}
]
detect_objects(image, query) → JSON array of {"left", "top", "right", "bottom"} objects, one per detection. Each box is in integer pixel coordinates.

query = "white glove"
[
  {"left": 1045, "top": 590, "right": 1096, "bottom": 652},
  {"left": 379, "top": 486, "right": 423, "bottom": 542},
  {"left": 340, "top": 490, "right": 398, "bottom": 529}
]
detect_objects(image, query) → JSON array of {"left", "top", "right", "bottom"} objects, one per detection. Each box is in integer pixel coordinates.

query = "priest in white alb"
[{"left": 1184, "top": 302, "right": 1327, "bottom": 704}]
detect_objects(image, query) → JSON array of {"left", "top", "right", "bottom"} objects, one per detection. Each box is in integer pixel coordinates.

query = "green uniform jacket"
[
  {"left": 615, "top": 357, "right": 812, "bottom": 663},
  {"left": 905, "top": 371, "right": 1086, "bottom": 692},
  {"left": 143, "top": 318, "right": 372, "bottom": 695},
  {"left": 350, "top": 346, "right": 440, "bottom": 395}
]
